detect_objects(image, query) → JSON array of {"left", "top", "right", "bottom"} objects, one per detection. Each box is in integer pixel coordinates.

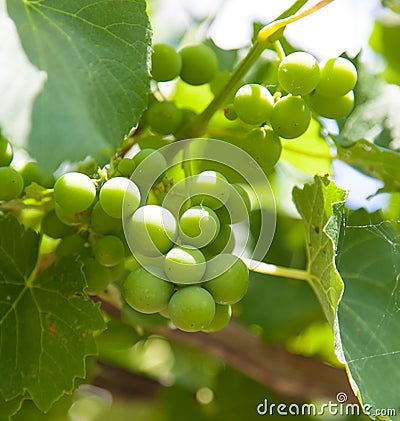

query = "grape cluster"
[{"left": 232, "top": 53, "right": 357, "bottom": 140}]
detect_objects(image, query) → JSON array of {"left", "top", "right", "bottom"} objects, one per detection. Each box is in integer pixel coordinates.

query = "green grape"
[
  {"left": 164, "top": 245, "right": 206, "bottom": 284},
  {"left": 42, "top": 210, "right": 74, "bottom": 238},
  {"left": 168, "top": 286, "right": 215, "bottom": 332},
  {"left": 93, "top": 235, "right": 125, "bottom": 267},
  {"left": 0, "top": 167, "right": 24, "bottom": 201},
  {"left": 209, "top": 71, "right": 232, "bottom": 97},
  {"left": 159, "top": 307, "right": 170, "bottom": 319},
  {"left": 240, "top": 126, "right": 282, "bottom": 173},
  {"left": 0, "top": 135, "right": 13, "bottom": 166},
  {"left": 316, "top": 57, "right": 357, "bottom": 96},
  {"left": 117, "top": 158, "right": 136, "bottom": 178},
  {"left": 99, "top": 177, "right": 140, "bottom": 219},
  {"left": 309, "top": 90, "right": 355, "bottom": 119},
  {"left": 54, "top": 172, "right": 96, "bottom": 213},
  {"left": 54, "top": 203, "right": 89, "bottom": 226},
  {"left": 179, "top": 44, "right": 218, "bottom": 86},
  {"left": 108, "top": 260, "right": 126, "bottom": 282},
  {"left": 20, "top": 162, "right": 54, "bottom": 188},
  {"left": 91, "top": 201, "right": 122, "bottom": 235},
  {"left": 123, "top": 266, "right": 174, "bottom": 314},
  {"left": 95, "top": 318, "right": 138, "bottom": 350},
  {"left": 83, "top": 257, "right": 111, "bottom": 294},
  {"left": 270, "top": 95, "right": 311, "bottom": 139},
  {"left": 202, "top": 224, "right": 235, "bottom": 257},
  {"left": 233, "top": 83, "right": 274, "bottom": 125},
  {"left": 223, "top": 104, "right": 237, "bottom": 121},
  {"left": 132, "top": 148, "right": 168, "bottom": 185},
  {"left": 278, "top": 52, "right": 320, "bottom": 96},
  {"left": 179, "top": 205, "right": 220, "bottom": 248},
  {"left": 147, "top": 101, "right": 183, "bottom": 135},
  {"left": 203, "top": 254, "right": 249, "bottom": 304},
  {"left": 126, "top": 204, "right": 177, "bottom": 256},
  {"left": 202, "top": 304, "right": 232, "bottom": 332},
  {"left": 173, "top": 108, "right": 198, "bottom": 138},
  {"left": 189, "top": 170, "right": 230, "bottom": 210},
  {"left": 151, "top": 43, "right": 182, "bottom": 82},
  {"left": 56, "top": 233, "right": 87, "bottom": 258},
  {"left": 215, "top": 183, "right": 251, "bottom": 224}
]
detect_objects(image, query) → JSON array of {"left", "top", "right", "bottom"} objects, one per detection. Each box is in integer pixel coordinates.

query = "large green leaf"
[
  {"left": 0, "top": 215, "right": 105, "bottom": 412},
  {"left": 337, "top": 139, "right": 400, "bottom": 193},
  {"left": 336, "top": 210, "right": 400, "bottom": 420},
  {"left": 7, "top": 0, "right": 151, "bottom": 173},
  {"left": 292, "top": 175, "right": 347, "bottom": 326}
]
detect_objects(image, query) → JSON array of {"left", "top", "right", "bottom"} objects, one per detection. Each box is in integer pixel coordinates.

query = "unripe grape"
[
  {"left": 147, "top": 101, "right": 182, "bottom": 135},
  {"left": 90, "top": 201, "right": 122, "bottom": 235},
  {"left": 215, "top": 183, "right": 251, "bottom": 224},
  {"left": 233, "top": 84, "right": 273, "bottom": 125},
  {"left": 164, "top": 245, "right": 206, "bottom": 285},
  {"left": 202, "top": 224, "right": 235, "bottom": 256},
  {"left": 20, "top": 162, "right": 54, "bottom": 188},
  {"left": 202, "top": 304, "right": 232, "bottom": 332},
  {"left": 54, "top": 203, "right": 89, "bottom": 226},
  {"left": 203, "top": 254, "right": 249, "bottom": 304},
  {"left": 168, "top": 286, "right": 215, "bottom": 332},
  {"left": 132, "top": 148, "right": 168, "bottom": 185},
  {"left": 54, "top": 172, "right": 96, "bottom": 213},
  {"left": 278, "top": 52, "right": 320, "bottom": 95},
  {"left": 123, "top": 267, "right": 174, "bottom": 314},
  {"left": 151, "top": 43, "right": 182, "bottom": 82},
  {"left": 189, "top": 170, "right": 230, "bottom": 210},
  {"left": 117, "top": 158, "right": 136, "bottom": 178},
  {"left": 309, "top": 90, "right": 355, "bottom": 119},
  {"left": 42, "top": 210, "right": 74, "bottom": 238},
  {"left": 0, "top": 135, "right": 13, "bottom": 166},
  {"left": 270, "top": 95, "right": 311, "bottom": 139},
  {"left": 83, "top": 257, "right": 111, "bottom": 294},
  {"left": 126, "top": 204, "right": 178, "bottom": 256},
  {"left": 179, "top": 44, "right": 218, "bottom": 86},
  {"left": 179, "top": 205, "right": 220, "bottom": 248},
  {"left": 99, "top": 177, "right": 140, "bottom": 218},
  {"left": 241, "top": 126, "right": 282, "bottom": 172},
  {"left": 56, "top": 233, "right": 87, "bottom": 258},
  {"left": 93, "top": 235, "right": 125, "bottom": 267},
  {"left": 316, "top": 57, "right": 357, "bottom": 96},
  {"left": 108, "top": 260, "right": 126, "bottom": 282},
  {"left": 0, "top": 167, "right": 24, "bottom": 201}
]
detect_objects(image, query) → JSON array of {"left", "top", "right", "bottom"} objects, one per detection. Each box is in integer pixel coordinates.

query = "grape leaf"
[
  {"left": 0, "top": 394, "right": 25, "bottom": 420},
  {"left": 336, "top": 210, "right": 400, "bottom": 420},
  {"left": 337, "top": 138, "right": 400, "bottom": 193},
  {"left": 7, "top": 0, "right": 151, "bottom": 173},
  {"left": 292, "top": 175, "right": 347, "bottom": 326},
  {"left": 0, "top": 215, "right": 105, "bottom": 412}
]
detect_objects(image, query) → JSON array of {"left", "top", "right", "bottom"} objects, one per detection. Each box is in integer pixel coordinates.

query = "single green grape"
[
  {"left": 209, "top": 71, "right": 232, "bottom": 97},
  {"left": 90, "top": 201, "right": 122, "bottom": 235},
  {"left": 56, "top": 233, "right": 87, "bottom": 258},
  {"left": 95, "top": 318, "right": 138, "bottom": 350},
  {"left": 117, "top": 158, "right": 136, "bottom": 178},
  {"left": 20, "top": 162, "right": 54, "bottom": 188},
  {"left": 270, "top": 95, "right": 311, "bottom": 139},
  {"left": 42, "top": 210, "right": 74, "bottom": 238},
  {"left": 179, "top": 205, "right": 220, "bottom": 248},
  {"left": 189, "top": 170, "right": 230, "bottom": 210},
  {"left": 83, "top": 257, "right": 111, "bottom": 294},
  {"left": 0, "top": 135, "right": 13, "bottom": 166},
  {"left": 223, "top": 104, "right": 237, "bottom": 121},
  {"left": 0, "top": 167, "right": 24, "bottom": 201},
  {"left": 168, "top": 286, "right": 215, "bottom": 332},
  {"left": 316, "top": 57, "right": 357, "bottom": 96},
  {"left": 147, "top": 101, "right": 183, "bottom": 135},
  {"left": 202, "top": 304, "right": 232, "bottom": 332},
  {"left": 151, "top": 43, "right": 182, "bottom": 82},
  {"left": 132, "top": 148, "right": 168, "bottom": 185},
  {"left": 126, "top": 204, "right": 178, "bottom": 256},
  {"left": 54, "top": 203, "right": 89, "bottom": 226},
  {"left": 123, "top": 266, "right": 174, "bottom": 314},
  {"left": 108, "top": 260, "right": 126, "bottom": 282},
  {"left": 240, "top": 126, "right": 282, "bottom": 173},
  {"left": 99, "top": 177, "right": 141, "bottom": 219},
  {"left": 93, "top": 235, "right": 125, "bottom": 267},
  {"left": 215, "top": 183, "right": 251, "bottom": 224},
  {"left": 54, "top": 172, "right": 96, "bottom": 213},
  {"left": 309, "top": 90, "right": 355, "bottom": 119},
  {"left": 203, "top": 254, "right": 249, "bottom": 304},
  {"left": 278, "top": 52, "right": 320, "bottom": 96},
  {"left": 164, "top": 245, "right": 206, "bottom": 285},
  {"left": 233, "top": 83, "right": 274, "bottom": 125},
  {"left": 202, "top": 224, "right": 235, "bottom": 257},
  {"left": 179, "top": 44, "right": 218, "bottom": 86}
]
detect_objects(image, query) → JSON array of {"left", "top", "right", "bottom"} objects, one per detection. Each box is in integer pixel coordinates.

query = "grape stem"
[
  {"left": 242, "top": 258, "right": 309, "bottom": 281},
  {"left": 196, "top": 0, "right": 335, "bottom": 130}
]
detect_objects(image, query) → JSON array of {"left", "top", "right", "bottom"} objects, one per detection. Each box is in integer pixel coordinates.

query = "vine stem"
[
  {"left": 196, "top": 0, "right": 335, "bottom": 129},
  {"left": 242, "top": 258, "right": 309, "bottom": 281}
]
